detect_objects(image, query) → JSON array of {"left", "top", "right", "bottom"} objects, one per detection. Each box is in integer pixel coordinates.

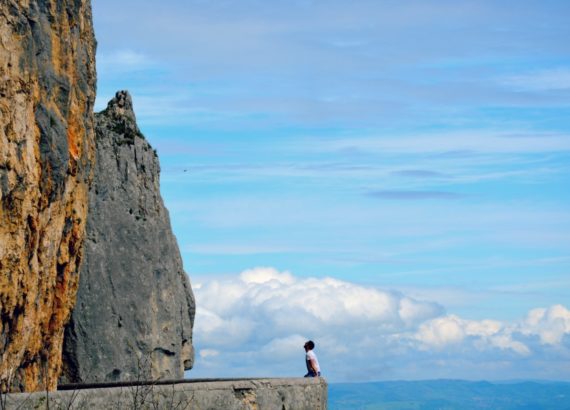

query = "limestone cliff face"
[
  {"left": 0, "top": 0, "right": 96, "bottom": 392},
  {"left": 61, "top": 91, "right": 195, "bottom": 384}
]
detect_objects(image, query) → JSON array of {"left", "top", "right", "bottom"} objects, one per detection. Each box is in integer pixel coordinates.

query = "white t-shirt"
[{"left": 306, "top": 350, "right": 320, "bottom": 372}]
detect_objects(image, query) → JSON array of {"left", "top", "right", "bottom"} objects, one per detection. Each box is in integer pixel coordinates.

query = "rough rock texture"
[
  {"left": 7, "top": 378, "right": 328, "bottom": 410},
  {"left": 61, "top": 91, "right": 195, "bottom": 384},
  {"left": 0, "top": 0, "right": 96, "bottom": 392}
]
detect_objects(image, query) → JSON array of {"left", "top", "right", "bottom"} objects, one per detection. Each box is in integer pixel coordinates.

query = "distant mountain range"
[{"left": 329, "top": 380, "right": 570, "bottom": 410}]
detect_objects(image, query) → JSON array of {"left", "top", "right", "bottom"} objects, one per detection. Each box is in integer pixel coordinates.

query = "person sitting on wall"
[{"left": 303, "top": 340, "right": 321, "bottom": 377}]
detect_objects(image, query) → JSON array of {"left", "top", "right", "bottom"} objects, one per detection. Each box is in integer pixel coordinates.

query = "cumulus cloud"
[
  {"left": 519, "top": 305, "right": 570, "bottom": 345},
  {"left": 190, "top": 267, "right": 570, "bottom": 381},
  {"left": 194, "top": 267, "right": 442, "bottom": 347},
  {"left": 415, "top": 315, "right": 530, "bottom": 355}
]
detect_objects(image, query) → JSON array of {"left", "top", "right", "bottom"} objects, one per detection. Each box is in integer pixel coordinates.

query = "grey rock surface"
[
  {"left": 61, "top": 91, "right": 195, "bottom": 383},
  {"left": 6, "top": 378, "right": 328, "bottom": 410}
]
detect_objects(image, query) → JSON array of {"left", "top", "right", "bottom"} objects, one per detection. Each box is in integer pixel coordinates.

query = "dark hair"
[{"left": 305, "top": 340, "right": 315, "bottom": 350}]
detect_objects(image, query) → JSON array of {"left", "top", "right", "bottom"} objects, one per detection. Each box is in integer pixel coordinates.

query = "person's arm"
[
  {"left": 307, "top": 352, "right": 319, "bottom": 375},
  {"left": 308, "top": 357, "right": 318, "bottom": 374}
]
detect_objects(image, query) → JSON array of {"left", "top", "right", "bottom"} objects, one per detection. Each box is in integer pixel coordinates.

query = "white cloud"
[
  {"left": 190, "top": 267, "right": 570, "bottom": 381},
  {"left": 240, "top": 267, "right": 295, "bottom": 286},
  {"left": 415, "top": 315, "right": 468, "bottom": 348},
  {"left": 195, "top": 267, "right": 442, "bottom": 334},
  {"left": 501, "top": 68, "right": 570, "bottom": 91},
  {"left": 97, "top": 49, "right": 156, "bottom": 74},
  {"left": 519, "top": 304, "right": 570, "bottom": 345},
  {"left": 320, "top": 131, "right": 570, "bottom": 156},
  {"left": 488, "top": 335, "right": 530, "bottom": 356},
  {"left": 184, "top": 243, "right": 297, "bottom": 255},
  {"left": 415, "top": 315, "right": 531, "bottom": 355},
  {"left": 199, "top": 349, "right": 220, "bottom": 359},
  {"left": 260, "top": 335, "right": 308, "bottom": 360}
]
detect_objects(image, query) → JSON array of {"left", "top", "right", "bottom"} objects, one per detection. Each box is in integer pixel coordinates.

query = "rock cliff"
[
  {"left": 0, "top": 0, "right": 96, "bottom": 392},
  {"left": 61, "top": 91, "right": 195, "bottom": 384}
]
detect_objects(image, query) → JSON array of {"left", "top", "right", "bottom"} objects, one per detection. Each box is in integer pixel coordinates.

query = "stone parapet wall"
[{"left": 4, "top": 377, "right": 328, "bottom": 409}]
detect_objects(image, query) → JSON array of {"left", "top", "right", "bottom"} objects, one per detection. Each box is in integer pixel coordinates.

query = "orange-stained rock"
[{"left": 0, "top": 0, "right": 96, "bottom": 392}]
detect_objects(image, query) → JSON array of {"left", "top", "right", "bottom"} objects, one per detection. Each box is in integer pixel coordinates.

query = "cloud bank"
[{"left": 191, "top": 268, "right": 570, "bottom": 381}]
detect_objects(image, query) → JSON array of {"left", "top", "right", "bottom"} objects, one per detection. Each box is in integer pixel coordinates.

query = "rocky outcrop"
[
  {"left": 0, "top": 0, "right": 96, "bottom": 392},
  {"left": 61, "top": 91, "right": 195, "bottom": 384},
  {"left": 1, "top": 0, "right": 192, "bottom": 393}
]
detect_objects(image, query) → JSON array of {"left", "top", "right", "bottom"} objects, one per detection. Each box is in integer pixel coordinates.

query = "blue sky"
[{"left": 93, "top": 0, "right": 570, "bottom": 381}]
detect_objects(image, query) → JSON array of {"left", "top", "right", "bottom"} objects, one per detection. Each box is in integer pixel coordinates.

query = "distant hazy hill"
[{"left": 329, "top": 380, "right": 570, "bottom": 410}]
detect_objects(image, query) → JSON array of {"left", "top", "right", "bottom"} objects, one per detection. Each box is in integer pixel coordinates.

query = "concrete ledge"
[{"left": 5, "top": 377, "right": 327, "bottom": 409}]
